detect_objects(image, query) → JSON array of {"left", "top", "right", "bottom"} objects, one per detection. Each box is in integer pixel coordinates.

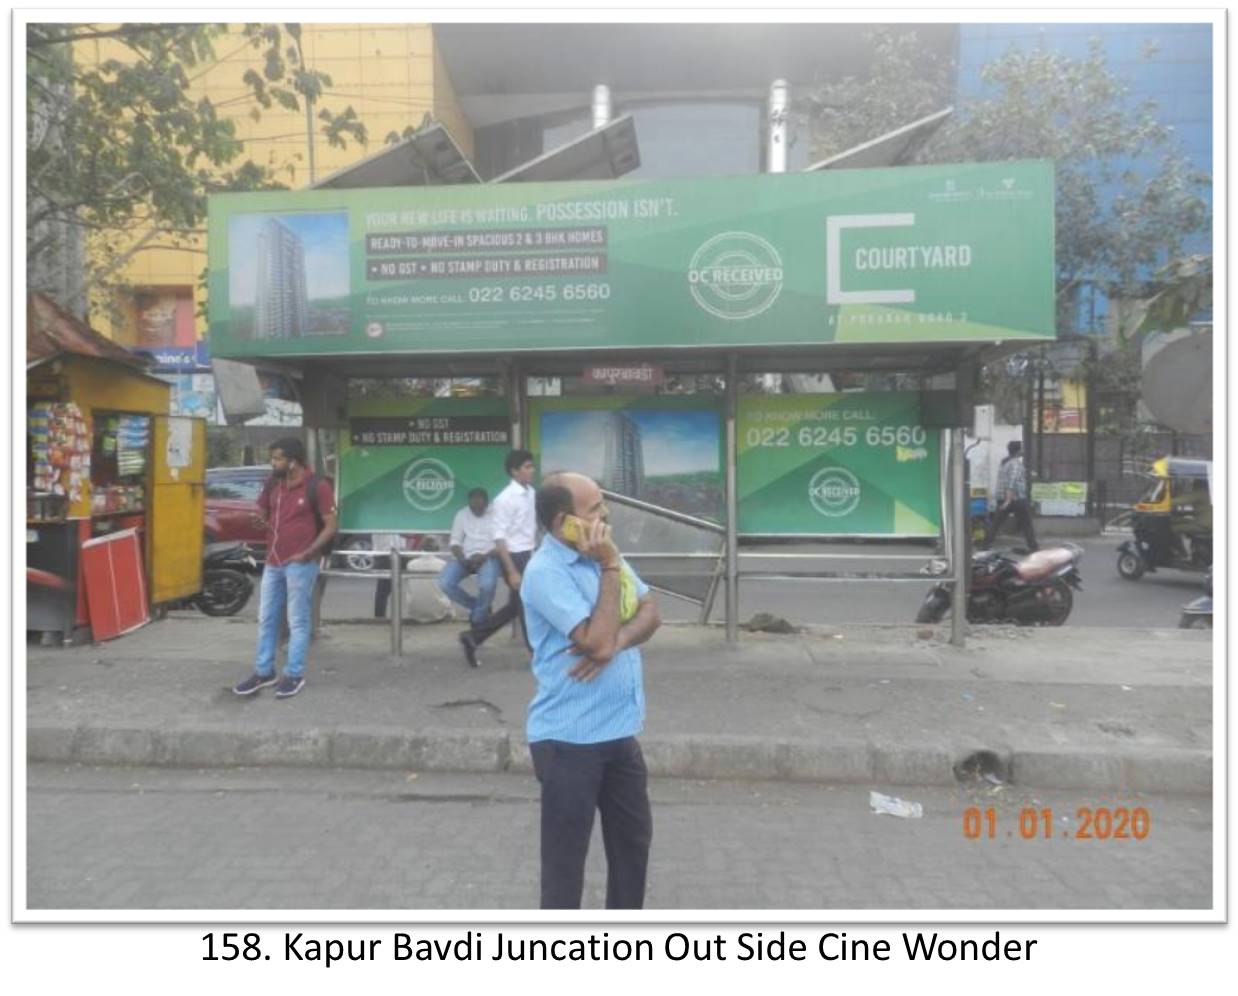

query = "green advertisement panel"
[
  {"left": 208, "top": 161, "right": 1054, "bottom": 358},
  {"left": 527, "top": 396, "right": 724, "bottom": 522},
  {"left": 738, "top": 393, "right": 941, "bottom": 536},
  {"left": 337, "top": 397, "right": 511, "bottom": 531}
]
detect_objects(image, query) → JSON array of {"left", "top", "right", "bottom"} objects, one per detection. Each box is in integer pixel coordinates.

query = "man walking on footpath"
[
  {"left": 521, "top": 472, "right": 661, "bottom": 908},
  {"left": 232, "top": 438, "right": 337, "bottom": 699},
  {"left": 458, "top": 449, "right": 536, "bottom": 667},
  {"left": 987, "top": 439, "right": 1039, "bottom": 551}
]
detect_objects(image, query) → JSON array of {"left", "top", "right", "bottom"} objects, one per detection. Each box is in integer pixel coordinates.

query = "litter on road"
[{"left": 870, "top": 791, "right": 924, "bottom": 819}]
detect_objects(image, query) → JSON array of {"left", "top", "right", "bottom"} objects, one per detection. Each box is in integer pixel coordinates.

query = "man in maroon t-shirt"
[{"left": 232, "top": 438, "right": 337, "bottom": 699}]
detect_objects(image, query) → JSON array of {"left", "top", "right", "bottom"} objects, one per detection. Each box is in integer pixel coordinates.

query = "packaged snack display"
[
  {"left": 88, "top": 413, "right": 152, "bottom": 515},
  {"left": 28, "top": 402, "right": 90, "bottom": 511}
]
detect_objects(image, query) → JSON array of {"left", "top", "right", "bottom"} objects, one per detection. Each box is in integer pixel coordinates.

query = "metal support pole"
[
  {"left": 507, "top": 362, "right": 524, "bottom": 449},
  {"left": 725, "top": 353, "right": 739, "bottom": 644},
  {"left": 767, "top": 79, "right": 789, "bottom": 174},
  {"left": 1036, "top": 349, "right": 1047, "bottom": 479},
  {"left": 591, "top": 84, "right": 612, "bottom": 130},
  {"left": 305, "top": 427, "right": 319, "bottom": 474},
  {"left": 949, "top": 428, "right": 968, "bottom": 647},
  {"left": 390, "top": 551, "right": 403, "bottom": 658}
]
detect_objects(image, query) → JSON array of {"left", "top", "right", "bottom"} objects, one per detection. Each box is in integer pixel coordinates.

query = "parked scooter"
[
  {"left": 1178, "top": 568, "right": 1213, "bottom": 630},
  {"left": 916, "top": 544, "right": 1084, "bottom": 626},
  {"left": 186, "top": 542, "right": 260, "bottom": 617}
]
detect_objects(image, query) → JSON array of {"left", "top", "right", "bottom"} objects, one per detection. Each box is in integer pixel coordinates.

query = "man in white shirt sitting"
[
  {"left": 436, "top": 487, "right": 500, "bottom": 628},
  {"left": 459, "top": 449, "right": 537, "bottom": 667}
]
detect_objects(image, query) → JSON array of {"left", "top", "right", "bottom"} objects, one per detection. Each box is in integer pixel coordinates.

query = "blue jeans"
[
  {"left": 437, "top": 555, "right": 501, "bottom": 626},
  {"left": 254, "top": 561, "right": 320, "bottom": 678}
]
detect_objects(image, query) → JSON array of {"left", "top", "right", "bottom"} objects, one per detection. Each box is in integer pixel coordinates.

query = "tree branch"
[{"left": 28, "top": 25, "right": 184, "bottom": 48}]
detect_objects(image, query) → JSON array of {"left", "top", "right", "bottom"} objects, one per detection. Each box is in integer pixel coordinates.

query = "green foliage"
[
  {"left": 802, "top": 27, "right": 955, "bottom": 163},
  {"left": 805, "top": 30, "right": 1211, "bottom": 431},
  {"left": 1130, "top": 254, "right": 1212, "bottom": 336},
  {"left": 930, "top": 39, "right": 1209, "bottom": 327},
  {"left": 27, "top": 22, "right": 369, "bottom": 311},
  {"left": 806, "top": 32, "right": 1210, "bottom": 326}
]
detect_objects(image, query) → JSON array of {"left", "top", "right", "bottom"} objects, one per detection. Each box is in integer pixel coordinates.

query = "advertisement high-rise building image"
[{"left": 254, "top": 218, "right": 309, "bottom": 339}]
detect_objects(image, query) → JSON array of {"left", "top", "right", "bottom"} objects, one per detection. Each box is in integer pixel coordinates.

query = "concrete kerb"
[{"left": 26, "top": 723, "right": 1211, "bottom": 792}]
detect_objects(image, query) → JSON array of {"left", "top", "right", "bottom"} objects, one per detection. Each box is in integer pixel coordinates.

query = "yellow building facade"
[{"left": 77, "top": 24, "right": 473, "bottom": 346}]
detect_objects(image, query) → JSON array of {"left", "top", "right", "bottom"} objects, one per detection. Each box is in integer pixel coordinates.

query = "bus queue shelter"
[{"left": 207, "top": 133, "right": 1055, "bottom": 647}]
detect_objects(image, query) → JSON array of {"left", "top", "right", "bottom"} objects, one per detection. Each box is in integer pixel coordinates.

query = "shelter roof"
[
  {"left": 26, "top": 293, "right": 152, "bottom": 371},
  {"left": 312, "top": 121, "right": 481, "bottom": 190}
]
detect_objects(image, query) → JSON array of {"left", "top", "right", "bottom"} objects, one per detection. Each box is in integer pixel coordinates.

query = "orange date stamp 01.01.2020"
[{"left": 963, "top": 806, "right": 1151, "bottom": 841}]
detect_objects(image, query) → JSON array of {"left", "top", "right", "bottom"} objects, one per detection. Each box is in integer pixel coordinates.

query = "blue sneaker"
[
  {"left": 232, "top": 673, "right": 276, "bottom": 696},
  {"left": 274, "top": 674, "right": 306, "bottom": 698}
]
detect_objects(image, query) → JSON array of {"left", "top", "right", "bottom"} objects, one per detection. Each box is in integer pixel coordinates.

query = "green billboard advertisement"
[
  {"left": 737, "top": 393, "right": 941, "bottom": 536},
  {"left": 337, "top": 397, "right": 511, "bottom": 531},
  {"left": 527, "top": 396, "right": 724, "bottom": 522},
  {"left": 208, "top": 161, "right": 1054, "bottom": 358}
]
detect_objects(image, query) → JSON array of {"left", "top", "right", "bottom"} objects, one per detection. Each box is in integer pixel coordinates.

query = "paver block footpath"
[{"left": 25, "top": 619, "right": 1213, "bottom": 792}]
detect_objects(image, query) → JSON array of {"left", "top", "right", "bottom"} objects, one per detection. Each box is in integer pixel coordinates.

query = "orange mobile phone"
[{"left": 561, "top": 514, "right": 587, "bottom": 548}]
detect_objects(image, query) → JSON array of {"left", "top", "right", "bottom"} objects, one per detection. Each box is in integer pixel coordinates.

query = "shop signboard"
[
  {"left": 1031, "top": 481, "right": 1088, "bottom": 517},
  {"left": 528, "top": 396, "right": 724, "bottom": 522},
  {"left": 582, "top": 364, "right": 665, "bottom": 387},
  {"left": 337, "top": 397, "right": 511, "bottom": 531},
  {"left": 208, "top": 161, "right": 1054, "bottom": 358},
  {"left": 737, "top": 393, "right": 941, "bottom": 536}
]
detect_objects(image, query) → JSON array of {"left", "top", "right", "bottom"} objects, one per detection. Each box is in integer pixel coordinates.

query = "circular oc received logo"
[
  {"left": 402, "top": 458, "right": 455, "bottom": 512},
  {"left": 808, "top": 467, "right": 862, "bottom": 518},
  {"left": 687, "top": 231, "right": 784, "bottom": 320}
]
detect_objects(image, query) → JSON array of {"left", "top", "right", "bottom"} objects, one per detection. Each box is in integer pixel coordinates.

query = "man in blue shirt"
[{"left": 521, "top": 471, "right": 662, "bottom": 909}]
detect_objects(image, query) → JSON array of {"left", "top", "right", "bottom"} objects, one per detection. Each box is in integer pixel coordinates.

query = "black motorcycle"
[
  {"left": 916, "top": 544, "right": 1084, "bottom": 626},
  {"left": 1179, "top": 568, "right": 1213, "bottom": 630},
  {"left": 191, "top": 542, "right": 260, "bottom": 617}
]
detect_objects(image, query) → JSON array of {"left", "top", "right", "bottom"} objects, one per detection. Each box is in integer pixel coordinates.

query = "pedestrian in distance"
[
  {"left": 521, "top": 471, "right": 661, "bottom": 909},
  {"left": 458, "top": 449, "right": 537, "bottom": 667},
  {"left": 986, "top": 439, "right": 1039, "bottom": 552},
  {"left": 437, "top": 487, "right": 502, "bottom": 627},
  {"left": 232, "top": 438, "right": 337, "bottom": 699}
]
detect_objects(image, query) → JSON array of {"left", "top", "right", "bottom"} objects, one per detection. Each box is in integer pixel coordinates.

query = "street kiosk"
[{"left": 27, "top": 293, "right": 207, "bottom": 643}]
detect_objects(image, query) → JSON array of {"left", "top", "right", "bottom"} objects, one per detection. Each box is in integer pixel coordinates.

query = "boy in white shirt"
[
  {"left": 459, "top": 449, "right": 536, "bottom": 666},
  {"left": 436, "top": 487, "right": 500, "bottom": 627}
]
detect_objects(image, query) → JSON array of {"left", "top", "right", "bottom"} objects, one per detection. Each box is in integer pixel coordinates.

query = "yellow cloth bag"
[{"left": 618, "top": 559, "right": 640, "bottom": 623}]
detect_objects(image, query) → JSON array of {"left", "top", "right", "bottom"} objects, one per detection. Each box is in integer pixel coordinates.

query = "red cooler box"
[{"left": 81, "top": 528, "right": 149, "bottom": 640}]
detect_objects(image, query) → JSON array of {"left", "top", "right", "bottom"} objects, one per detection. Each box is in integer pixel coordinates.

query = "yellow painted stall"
[{"left": 27, "top": 294, "right": 206, "bottom": 641}]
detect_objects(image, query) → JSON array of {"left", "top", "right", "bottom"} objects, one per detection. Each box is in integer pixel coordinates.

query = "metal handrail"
[
  {"left": 735, "top": 551, "right": 932, "bottom": 561},
  {"left": 737, "top": 572, "right": 933, "bottom": 582},
  {"left": 599, "top": 488, "right": 726, "bottom": 534}
]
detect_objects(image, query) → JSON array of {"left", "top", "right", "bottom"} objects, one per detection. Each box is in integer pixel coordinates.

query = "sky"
[
  {"left": 541, "top": 409, "right": 721, "bottom": 480},
  {"left": 228, "top": 211, "right": 352, "bottom": 305}
]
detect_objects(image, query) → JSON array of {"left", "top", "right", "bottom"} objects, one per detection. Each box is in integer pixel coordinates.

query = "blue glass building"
[{"left": 956, "top": 23, "right": 1213, "bottom": 334}]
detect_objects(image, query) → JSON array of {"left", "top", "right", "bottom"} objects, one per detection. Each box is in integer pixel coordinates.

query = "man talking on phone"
[{"left": 519, "top": 472, "right": 661, "bottom": 909}]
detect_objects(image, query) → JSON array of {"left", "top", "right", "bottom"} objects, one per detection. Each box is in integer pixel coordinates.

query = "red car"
[{"left": 205, "top": 466, "right": 270, "bottom": 561}]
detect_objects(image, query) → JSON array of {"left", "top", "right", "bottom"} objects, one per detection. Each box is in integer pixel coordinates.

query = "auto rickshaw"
[{"left": 1117, "top": 457, "right": 1212, "bottom": 580}]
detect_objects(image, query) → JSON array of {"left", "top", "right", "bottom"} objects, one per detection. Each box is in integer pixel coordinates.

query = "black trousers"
[
  {"left": 529, "top": 737, "right": 653, "bottom": 909},
  {"left": 468, "top": 549, "right": 532, "bottom": 648},
  {"left": 987, "top": 498, "right": 1039, "bottom": 551}
]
